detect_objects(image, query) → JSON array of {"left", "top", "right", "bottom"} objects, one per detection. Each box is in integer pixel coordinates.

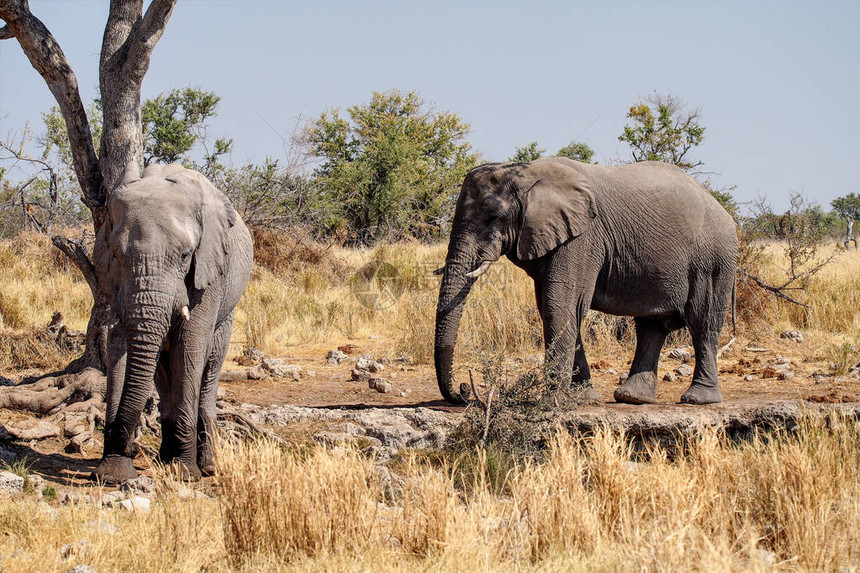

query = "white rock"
[
  {"left": 668, "top": 348, "right": 693, "bottom": 362},
  {"left": 120, "top": 475, "right": 156, "bottom": 495},
  {"left": 662, "top": 372, "right": 677, "bottom": 382},
  {"left": 85, "top": 519, "right": 117, "bottom": 534},
  {"left": 675, "top": 364, "right": 694, "bottom": 377},
  {"left": 100, "top": 491, "right": 123, "bottom": 507},
  {"left": 262, "top": 358, "right": 302, "bottom": 380},
  {"left": 0, "top": 470, "right": 25, "bottom": 494},
  {"left": 118, "top": 496, "right": 151, "bottom": 513},
  {"left": 67, "top": 564, "right": 98, "bottom": 573},
  {"left": 751, "top": 548, "right": 777, "bottom": 566},
  {"left": 369, "top": 378, "right": 392, "bottom": 393},
  {"left": 326, "top": 350, "right": 348, "bottom": 365},
  {"left": 351, "top": 368, "right": 371, "bottom": 381},
  {"left": 779, "top": 330, "right": 804, "bottom": 343}
]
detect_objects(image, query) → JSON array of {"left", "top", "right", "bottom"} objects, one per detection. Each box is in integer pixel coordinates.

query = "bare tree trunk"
[{"left": 0, "top": 0, "right": 177, "bottom": 379}]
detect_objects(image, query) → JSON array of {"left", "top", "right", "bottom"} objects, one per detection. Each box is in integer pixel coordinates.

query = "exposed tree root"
[
  {"left": 216, "top": 406, "right": 289, "bottom": 446},
  {"left": 0, "top": 367, "right": 105, "bottom": 415}
]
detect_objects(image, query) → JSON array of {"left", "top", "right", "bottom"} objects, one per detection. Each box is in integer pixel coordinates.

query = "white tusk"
[
  {"left": 465, "top": 261, "right": 492, "bottom": 279},
  {"left": 180, "top": 306, "right": 190, "bottom": 321}
]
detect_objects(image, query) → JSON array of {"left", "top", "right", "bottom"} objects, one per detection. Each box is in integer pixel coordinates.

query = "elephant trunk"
[
  {"left": 434, "top": 242, "right": 485, "bottom": 404},
  {"left": 104, "top": 288, "right": 172, "bottom": 457}
]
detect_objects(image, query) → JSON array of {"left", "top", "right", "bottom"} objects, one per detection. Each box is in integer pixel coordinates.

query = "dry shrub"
[
  {"left": 0, "top": 232, "right": 91, "bottom": 335},
  {"left": 217, "top": 438, "right": 380, "bottom": 565},
  {"left": 252, "top": 229, "right": 349, "bottom": 284},
  {"left": 0, "top": 328, "right": 80, "bottom": 371},
  {"left": 3, "top": 231, "right": 77, "bottom": 275}
]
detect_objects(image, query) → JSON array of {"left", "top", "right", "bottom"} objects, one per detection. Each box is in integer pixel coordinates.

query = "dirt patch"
[{"left": 1, "top": 335, "right": 858, "bottom": 496}]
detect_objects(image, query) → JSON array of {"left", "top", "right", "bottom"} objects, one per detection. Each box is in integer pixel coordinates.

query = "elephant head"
[
  {"left": 434, "top": 158, "right": 597, "bottom": 403},
  {"left": 93, "top": 162, "right": 237, "bottom": 460}
]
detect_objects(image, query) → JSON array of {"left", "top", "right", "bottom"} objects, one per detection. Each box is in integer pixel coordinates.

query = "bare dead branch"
[
  {"left": 0, "top": 23, "right": 12, "bottom": 39},
  {"left": 468, "top": 369, "right": 485, "bottom": 407},
  {"left": 717, "top": 337, "right": 735, "bottom": 358},
  {"left": 51, "top": 235, "right": 98, "bottom": 294},
  {"left": 480, "top": 385, "right": 495, "bottom": 445},
  {"left": 0, "top": 0, "right": 102, "bottom": 218},
  {"left": 738, "top": 267, "right": 810, "bottom": 308}
]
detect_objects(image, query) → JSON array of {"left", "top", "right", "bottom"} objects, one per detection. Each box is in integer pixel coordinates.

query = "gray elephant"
[
  {"left": 92, "top": 163, "right": 253, "bottom": 483},
  {"left": 435, "top": 157, "right": 737, "bottom": 406}
]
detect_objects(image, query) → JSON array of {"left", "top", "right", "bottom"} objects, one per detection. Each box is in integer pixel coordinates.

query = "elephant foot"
[
  {"left": 164, "top": 459, "right": 203, "bottom": 482},
  {"left": 197, "top": 443, "right": 216, "bottom": 477},
  {"left": 570, "top": 382, "right": 602, "bottom": 404},
  {"left": 92, "top": 455, "right": 138, "bottom": 484},
  {"left": 680, "top": 383, "right": 723, "bottom": 405},
  {"left": 614, "top": 372, "right": 657, "bottom": 405}
]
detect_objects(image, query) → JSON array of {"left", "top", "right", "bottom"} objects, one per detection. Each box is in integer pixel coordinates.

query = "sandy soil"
[{"left": 2, "top": 335, "right": 858, "bottom": 493}]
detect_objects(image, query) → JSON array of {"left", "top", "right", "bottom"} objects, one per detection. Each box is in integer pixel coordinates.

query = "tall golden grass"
[
  {"left": 2, "top": 414, "right": 858, "bottom": 571},
  {"left": 2, "top": 231, "right": 859, "bottom": 373},
  {"left": 1, "top": 231, "right": 859, "bottom": 373}
]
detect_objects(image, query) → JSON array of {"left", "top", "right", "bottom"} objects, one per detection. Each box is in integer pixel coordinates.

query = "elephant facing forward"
[
  {"left": 93, "top": 163, "right": 252, "bottom": 483},
  {"left": 435, "top": 158, "right": 737, "bottom": 405}
]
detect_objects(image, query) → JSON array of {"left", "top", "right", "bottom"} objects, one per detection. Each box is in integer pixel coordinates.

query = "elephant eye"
[{"left": 180, "top": 248, "right": 192, "bottom": 261}]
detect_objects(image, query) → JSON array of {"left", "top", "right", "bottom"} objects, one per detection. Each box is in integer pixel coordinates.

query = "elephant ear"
[
  {"left": 515, "top": 161, "right": 598, "bottom": 260},
  {"left": 170, "top": 168, "right": 237, "bottom": 290}
]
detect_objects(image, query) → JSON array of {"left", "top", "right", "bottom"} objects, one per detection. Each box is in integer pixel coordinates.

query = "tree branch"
[
  {"left": 124, "top": 0, "right": 176, "bottom": 80},
  {"left": 738, "top": 267, "right": 810, "bottom": 308},
  {"left": 0, "top": 0, "right": 102, "bottom": 220},
  {"left": 51, "top": 235, "right": 98, "bottom": 295},
  {"left": 0, "top": 23, "right": 12, "bottom": 39}
]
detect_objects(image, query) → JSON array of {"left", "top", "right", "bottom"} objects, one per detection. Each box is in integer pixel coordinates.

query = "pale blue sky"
[{"left": 1, "top": 0, "right": 858, "bottom": 211}]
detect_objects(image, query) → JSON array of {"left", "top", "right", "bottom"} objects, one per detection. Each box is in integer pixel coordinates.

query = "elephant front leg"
[
  {"left": 196, "top": 313, "right": 235, "bottom": 476},
  {"left": 162, "top": 344, "right": 207, "bottom": 482},
  {"left": 542, "top": 291, "right": 598, "bottom": 402},
  {"left": 570, "top": 335, "right": 601, "bottom": 403},
  {"left": 614, "top": 318, "right": 669, "bottom": 404}
]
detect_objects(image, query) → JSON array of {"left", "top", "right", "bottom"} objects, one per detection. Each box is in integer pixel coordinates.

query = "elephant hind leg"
[
  {"left": 614, "top": 317, "right": 670, "bottom": 404},
  {"left": 197, "top": 313, "right": 235, "bottom": 476},
  {"left": 680, "top": 274, "right": 731, "bottom": 405},
  {"left": 680, "top": 328, "right": 724, "bottom": 404}
]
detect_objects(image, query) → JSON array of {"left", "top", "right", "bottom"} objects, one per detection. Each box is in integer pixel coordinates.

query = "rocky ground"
[{"left": 0, "top": 329, "right": 859, "bottom": 504}]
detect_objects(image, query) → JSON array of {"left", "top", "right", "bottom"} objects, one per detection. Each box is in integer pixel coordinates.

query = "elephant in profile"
[
  {"left": 92, "top": 163, "right": 253, "bottom": 483},
  {"left": 435, "top": 157, "right": 737, "bottom": 406}
]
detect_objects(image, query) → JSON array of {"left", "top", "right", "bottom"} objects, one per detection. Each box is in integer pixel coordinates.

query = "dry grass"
[
  {"left": 2, "top": 231, "right": 859, "bottom": 373},
  {"left": 1, "top": 414, "right": 858, "bottom": 571}
]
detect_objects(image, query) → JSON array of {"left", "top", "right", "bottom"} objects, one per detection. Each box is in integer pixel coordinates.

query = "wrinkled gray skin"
[
  {"left": 435, "top": 157, "right": 737, "bottom": 406},
  {"left": 92, "top": 163, "right": 253, "bottom": 483}
]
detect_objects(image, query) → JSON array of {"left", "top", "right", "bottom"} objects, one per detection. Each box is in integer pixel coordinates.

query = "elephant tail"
[{"left": 731, "top": 279, "right": 737, "bottom": 336}]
